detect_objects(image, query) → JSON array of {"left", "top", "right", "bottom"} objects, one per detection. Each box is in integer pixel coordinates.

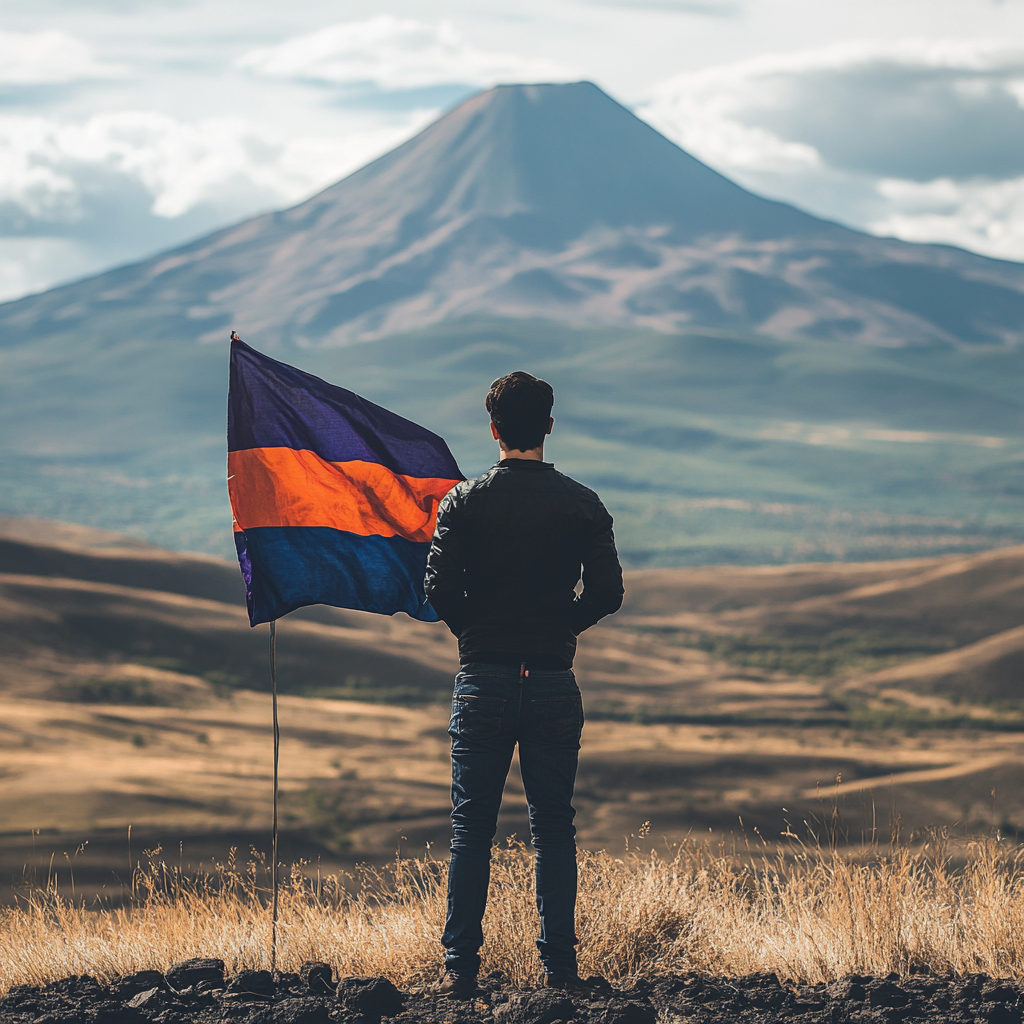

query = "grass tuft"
[{"left": 5, "top": 835, "right": 1024, "bottom": 992}]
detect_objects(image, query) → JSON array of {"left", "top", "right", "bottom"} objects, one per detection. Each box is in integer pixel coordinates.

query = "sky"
[{"left": 4, "top": 0, "right": 1024, "bottom": 302}]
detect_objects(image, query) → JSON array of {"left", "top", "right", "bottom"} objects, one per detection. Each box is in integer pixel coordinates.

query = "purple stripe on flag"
[{"left": 228, "top": 339, "right": 461, "bottom": 480}]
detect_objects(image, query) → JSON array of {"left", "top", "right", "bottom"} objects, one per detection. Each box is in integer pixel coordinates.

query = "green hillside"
[{"left": 1, "top": 318, "right": 1021, "bottom": 565}]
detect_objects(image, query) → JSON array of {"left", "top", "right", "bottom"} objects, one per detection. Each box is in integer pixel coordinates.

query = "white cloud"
[
  {"left": 871, "top": 175, "right": 1024, "bottom": 261},
  {"left": 0, "top": 107, "right": 439, "bottom": 298},
  {"left": 235, "top": 15, "right": 574, "bottom": 90},
  {"left": 0, "top": 30, "right": 123, "bottom": 85},
  {"left": 0, "top": 108, "right": 438, "bottom": 226},
  {"left": 639, "top": 78, "right": 820, "bottom": 177},
  {"left": 581, "top": 0, "right": 738, "bottom": 12},
  {"left": 638, "top": 39, "right": 1024, "bottom": 260},
  {"left": 639, "top": 39, "right": 1024, "bottom": 177}
]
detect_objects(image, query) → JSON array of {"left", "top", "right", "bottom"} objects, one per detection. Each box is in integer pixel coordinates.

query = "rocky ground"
[
  {"left": 2, "top": 958, "right": 1024, "bottom": 1024},
  {"left": 4, "top": 959, "right": 1024, "bottom": 1024}
]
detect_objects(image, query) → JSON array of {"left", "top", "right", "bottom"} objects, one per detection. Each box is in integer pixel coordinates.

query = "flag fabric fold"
[{"left": 227, "top": 338, "right": 463, "bottom": 626}]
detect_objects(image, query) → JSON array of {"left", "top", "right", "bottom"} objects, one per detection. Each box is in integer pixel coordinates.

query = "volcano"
[
  {"left": 6, "top": 81, "right": 1024, "bottom": 349},
  {"left": 2, "top": 82, "right": 1023, "bottom": 563}
]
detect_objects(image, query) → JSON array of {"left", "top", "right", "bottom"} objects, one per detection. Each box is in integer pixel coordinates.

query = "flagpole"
[
  {"left": 269, "top": 619, "right": 280, "bottom": 973},
  {"left": 228, "top": 333, "right": 463, "bottom": 979}
]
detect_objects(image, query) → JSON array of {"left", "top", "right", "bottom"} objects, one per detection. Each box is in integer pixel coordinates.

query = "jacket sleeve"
[
  {"left": 568, "top": 501, "right": 624, "bottom": 635},
  {"left": 424, "top": 491, "right": 470, "bottom": 637}
]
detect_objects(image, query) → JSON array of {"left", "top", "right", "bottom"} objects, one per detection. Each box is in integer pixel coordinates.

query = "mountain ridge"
[
  {"left": 5, "top": 81, "right": 1024, "bottom": 350},
  {"left": 2, "top": 83, "right": 1023, "bottom": 563}
]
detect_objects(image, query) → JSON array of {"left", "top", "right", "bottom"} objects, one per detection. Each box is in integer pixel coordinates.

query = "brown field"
[
  {"left": 6, "top": 838, "right": 1024, "bottom": 992},
  {"left": 2, "top": 515, "right": 1024, "bottom": 906}
]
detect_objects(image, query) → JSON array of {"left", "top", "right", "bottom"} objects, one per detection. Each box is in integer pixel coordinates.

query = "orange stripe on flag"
[{"left": 228, "top": 448, "right": 459, "bottom": 542}]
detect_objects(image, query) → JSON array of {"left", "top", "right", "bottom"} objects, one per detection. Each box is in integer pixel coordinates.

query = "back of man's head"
[{"left": 486, "top": 371, "right": 554, "bottom": 452}]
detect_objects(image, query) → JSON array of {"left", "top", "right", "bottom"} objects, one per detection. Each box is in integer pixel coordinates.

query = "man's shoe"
[{"left": 433, "top": 972, "right": 477, "bottom": 999}]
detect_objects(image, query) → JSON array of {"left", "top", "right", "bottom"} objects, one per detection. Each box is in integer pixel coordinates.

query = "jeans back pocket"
[
  {"left": 451, "top": 694, "right": 506, "bottom": 742},
  {"left": 524, "top": 696, "right": 583, "bottom": 748}
]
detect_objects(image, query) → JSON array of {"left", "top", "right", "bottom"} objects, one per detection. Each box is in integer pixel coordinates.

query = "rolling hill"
[
  {"left": 3, "top": 517, "right": 1024, "bottom": 898},
  {"left": 0, "top": 517, "right": 457, "bottom": 706},
  {"left": 4, "top": 514, "right": 1022, "bottom": 721},
  {"left": 1, "top": 83, "right": 1022, "bottom": 562}
]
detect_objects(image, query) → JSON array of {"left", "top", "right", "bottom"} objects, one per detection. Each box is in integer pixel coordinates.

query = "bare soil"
[{"left": 3, "top": 962, "right": 1022, "bottom": 1024}]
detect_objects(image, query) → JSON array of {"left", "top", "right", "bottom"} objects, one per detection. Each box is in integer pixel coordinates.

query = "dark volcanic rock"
[
  {"left": 126, "top": 987, "right": 165, "bottom": 1009},
  {"left": 165, "top": 957, "right": 225, "bottom": 991},
  {"left": 2, "top": 983, "right": 40, "bottom": 1007},
  {"left": 300, "top": 961, "right": 335, "bottom": 994},
  {"left": 337, "top": 976, "right": 405, "bottom": 1021},
  {"left": 742, "top": 971, "right": 788, "bottom": 1009},
  {"left": 828, "top": 976, "right": 869, "bottom": 1003},
  {"left": 601, "top": 999, "right": 656, "bottom": 1024},
  {"left": 984, "top": 982, "right": 1021, "bottom": 1004},
  {"left": 7, "top": 968, "right": 1024, "bottom": 1024},
  {"left": 111, "top": 971, "right": 166, "bottom": 998},
  {"left": 978, "top": 997, "right": 1024, "bottom": 1024},
  {"left": 275, "top": 998, "right": 333, "bottom": 1023},
  {"left": 866, "top": 979, "right": 910, "bottom": 1008},
  {"left": 89, "top": 1001, "right": 146, "bottom": 1023},
  {"left": 494, "top": 989, "right": 576, "bottom": 1024},
  {"left": 225, "top": 969, "right": 275, "bottom": 1001},
  {"left": 49, "top": 974, "right": 104, "bottom": 998}
]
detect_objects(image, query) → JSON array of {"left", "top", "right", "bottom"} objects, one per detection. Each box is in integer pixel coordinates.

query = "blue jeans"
[{"left": 443, "top": 662, "right": 583, "bottom": 978}]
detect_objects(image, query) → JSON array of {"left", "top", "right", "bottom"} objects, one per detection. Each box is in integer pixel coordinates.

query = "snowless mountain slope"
[{"left": 5, "top": 82, "right": 1024, "bottom": 350}]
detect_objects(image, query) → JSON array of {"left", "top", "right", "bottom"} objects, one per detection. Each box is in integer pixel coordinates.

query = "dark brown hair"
[{"left": 485, "top": 371, "right": 554, "bottom": 452}]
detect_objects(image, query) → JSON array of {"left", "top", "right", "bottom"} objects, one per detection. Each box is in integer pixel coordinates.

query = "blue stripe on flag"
[{"left": 235, "top": 526, "right": 439, "bottom": 626}]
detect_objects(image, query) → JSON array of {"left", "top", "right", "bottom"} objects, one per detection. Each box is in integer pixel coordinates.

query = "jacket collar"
[{"left": 496, "top": 459, "right": 554, "bottom": 471}]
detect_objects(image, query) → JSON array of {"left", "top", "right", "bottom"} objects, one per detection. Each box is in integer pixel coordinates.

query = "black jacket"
[{"left": 424, "top": 459, "right": 624, "bottom": 668}]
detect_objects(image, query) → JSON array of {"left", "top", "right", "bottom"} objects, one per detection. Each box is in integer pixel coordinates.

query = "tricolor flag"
[{"left": 227, "top": 338, "right": 464, "bottom": 626}]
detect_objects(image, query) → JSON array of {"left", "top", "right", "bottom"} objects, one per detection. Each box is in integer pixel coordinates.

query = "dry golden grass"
[{"left": 5, "top": 834, "right": 1024, "bottom": 994}]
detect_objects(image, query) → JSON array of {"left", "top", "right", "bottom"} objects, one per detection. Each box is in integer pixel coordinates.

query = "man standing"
[{"left": 424, "top": 371, "right": 624, "bottom": 996}]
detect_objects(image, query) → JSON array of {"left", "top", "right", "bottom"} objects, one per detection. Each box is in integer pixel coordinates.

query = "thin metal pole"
[{"left": 269, "top": 619, "right": 280, "bottom": 974}]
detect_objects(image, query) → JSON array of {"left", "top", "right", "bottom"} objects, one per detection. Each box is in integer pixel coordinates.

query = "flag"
[{"left": 227, "top": 338, "right": 464, "bottom": 626}]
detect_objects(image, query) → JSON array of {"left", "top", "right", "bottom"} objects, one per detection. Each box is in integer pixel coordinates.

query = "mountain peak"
[
  {"left": 301, "top": 79, "right": 816, "bottom": 248},
  {"left": 5, "top": 81, "right": 1024, "bottom": 348}
]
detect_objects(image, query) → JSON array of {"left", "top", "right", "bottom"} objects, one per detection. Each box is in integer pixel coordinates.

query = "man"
[{"left": 424, "top": 371, "right": 624, "bottom": 997}]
